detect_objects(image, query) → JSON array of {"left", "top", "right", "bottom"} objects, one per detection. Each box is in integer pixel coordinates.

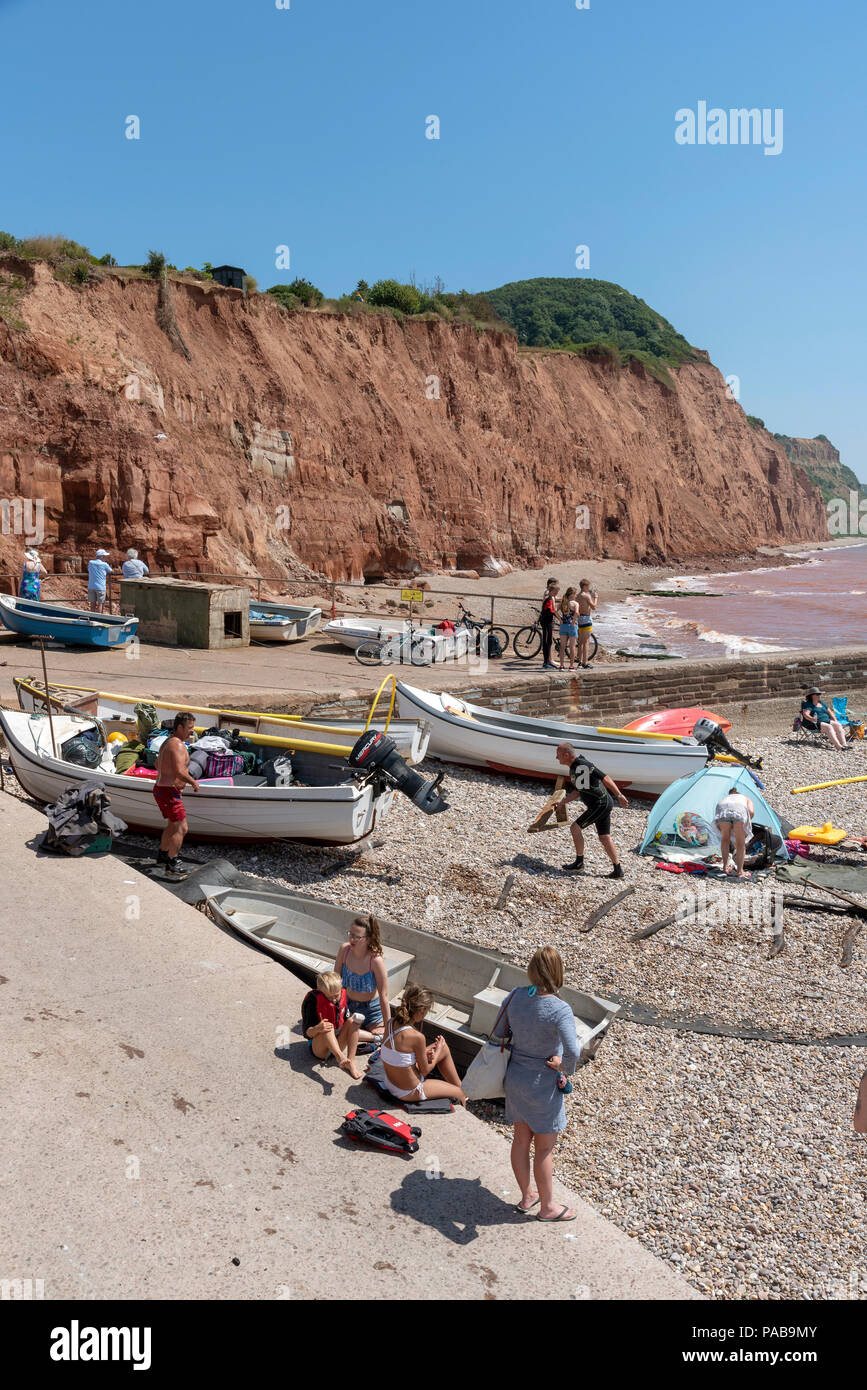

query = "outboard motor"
[
  {"left": 348, "top": 730, "right": 448, "bottom": 814},
  {"left": 691, "top": 718, "right": 763, "bottom": 771}
]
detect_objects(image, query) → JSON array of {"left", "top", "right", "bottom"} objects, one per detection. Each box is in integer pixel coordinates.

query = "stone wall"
[{"left": 281, "top": 646, "right": 867, "bottom": 729}]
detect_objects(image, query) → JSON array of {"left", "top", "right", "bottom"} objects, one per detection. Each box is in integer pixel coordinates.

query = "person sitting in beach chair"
[
  {"left": 797, "top": 688, "right": 848, "bottom": 750},
  {"left": 380, "top": 983, "right": 466, "bottom": 1107},
  {"left": 301, "top": 971, "right": 363, "bottom": 1080}
]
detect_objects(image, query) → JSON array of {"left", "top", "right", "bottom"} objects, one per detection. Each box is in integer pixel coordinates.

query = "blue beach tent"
[{"left": 639, "top": 763, "right": 789, "bottom": 861}]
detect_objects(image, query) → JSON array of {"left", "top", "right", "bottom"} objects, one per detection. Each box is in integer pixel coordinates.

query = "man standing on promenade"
[
  {"left": 154, "top": 713, "right": 199, "bottom": 880},
  {"left": 539, "top": 578, "right": 560, "bottom": 670},
  {"left": 87, "top": 548, "right": 113, "bottom": 613},
  {"left": 122, "top": 547, "right": 149, "bottom": 579},
  {"left": 555, "top": 741, "right": 627, "bottom": 878}
]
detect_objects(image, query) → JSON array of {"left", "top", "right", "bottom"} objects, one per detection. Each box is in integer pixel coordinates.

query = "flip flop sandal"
[
  {"left": 537, "top": 1205, "right": 577, "bottom": 1223},
  {"left": 515, "top": 1197, "right": 540, "bottom": 1213}
]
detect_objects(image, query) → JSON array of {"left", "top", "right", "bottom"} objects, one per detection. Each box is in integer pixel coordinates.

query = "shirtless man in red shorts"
[{"left": 153, "top": 712, "right": 198, "bottom": 880}]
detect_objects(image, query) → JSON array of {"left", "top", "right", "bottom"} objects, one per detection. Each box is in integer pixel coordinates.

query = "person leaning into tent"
[
  {"left": 555, "top": 741, "right": 627, "bottom": 878},
  {"left": 713, "top": 786, "right": 755, "bottom": 879}
]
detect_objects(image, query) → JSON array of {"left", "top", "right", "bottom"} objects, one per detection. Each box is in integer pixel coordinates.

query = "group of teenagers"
[
  {"left": 539, "top": 576, "right": 598, "bottom": 670},
  {"left": 302, "top": 917, "right": 586, "bottom": 1222}
]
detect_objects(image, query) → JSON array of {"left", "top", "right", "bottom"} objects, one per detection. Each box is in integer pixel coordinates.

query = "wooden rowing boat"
[
  {"left": 0, "top": 595, "right": 138, "bottom": 649},
  {"left": 193, "top": 865, "right": 620, "bottom": 1072}
]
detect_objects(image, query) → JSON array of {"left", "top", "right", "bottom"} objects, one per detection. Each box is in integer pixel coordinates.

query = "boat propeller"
[
  {"left": 347, "top": 730, "right": 448, "bottom": 814},
  {"left": 691, "top": 718, "right": 763, "bottom": 771}
]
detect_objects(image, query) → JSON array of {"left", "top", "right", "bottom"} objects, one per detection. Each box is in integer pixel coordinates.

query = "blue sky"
[{"left": 2, "top": 0, "right": 865, "bottom": 478}]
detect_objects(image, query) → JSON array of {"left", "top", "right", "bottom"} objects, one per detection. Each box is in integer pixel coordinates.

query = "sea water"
[{"left": 594, "top": 542, "right": 867, "bottom": 659}]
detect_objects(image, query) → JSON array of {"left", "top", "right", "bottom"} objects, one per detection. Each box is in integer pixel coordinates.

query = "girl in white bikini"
[{"left": 380, "top": 983, "right": 467, "bottom": 1107}]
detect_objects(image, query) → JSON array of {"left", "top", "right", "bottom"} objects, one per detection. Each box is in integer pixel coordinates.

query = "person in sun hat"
[
  {"left": 800, "top": 686, "right": 847, "bottom": 750},
  {"left": 87, "top": 548, "right": 113, "bottom": 613},
  {"left": 19, "top": 548, "right": 47, "bottom": 601}
]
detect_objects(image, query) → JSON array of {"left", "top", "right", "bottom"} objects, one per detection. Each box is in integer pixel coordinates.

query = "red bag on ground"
[{"left": 341, "top": 1110, "right": 421, "bottom": 1155}]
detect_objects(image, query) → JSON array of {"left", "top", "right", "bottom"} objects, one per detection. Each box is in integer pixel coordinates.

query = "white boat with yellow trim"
[{"left": 14, "top": 676, "right": 429, "bottom": 764}]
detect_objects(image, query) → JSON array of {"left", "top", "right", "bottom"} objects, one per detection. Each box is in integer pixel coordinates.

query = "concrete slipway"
[{"left": 0, "top": 795, "right": 696, "bottom": 1301}]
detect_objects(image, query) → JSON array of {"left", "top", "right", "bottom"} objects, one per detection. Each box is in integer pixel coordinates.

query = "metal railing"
[{"left": 0, "top": 568, "right": 544, "bottom": 631}]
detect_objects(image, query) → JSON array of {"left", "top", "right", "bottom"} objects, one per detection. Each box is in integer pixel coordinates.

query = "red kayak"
[{"left": 624, "top": 707, "right": 732, "bottom": 737}]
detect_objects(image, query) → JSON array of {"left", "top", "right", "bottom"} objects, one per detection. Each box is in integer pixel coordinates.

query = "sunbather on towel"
[{"left": 713, "top": 788, "right": 755, "bottom": 879}]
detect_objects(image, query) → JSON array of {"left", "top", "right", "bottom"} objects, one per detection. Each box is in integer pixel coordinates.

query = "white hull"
[
  {"left": 323, "top": 618, "right": 407, "bottom": 650},
  {"left": 14, "top": 679, "right": 429, "bottom": 765},
  {"left": 0, "top": 710, "right": 394, "bottom": 844},
  {"left": 323, "top": 618, "right": 472, "bottom": 664},
  {"left": 249, "top": 618, "right": 298, "bottom": 643},
  {"left": 396, "top": 683, "right": 708, "bottom": 796},
  {"left": 249, "top": 603, "right": 322, "bottom": 642}
]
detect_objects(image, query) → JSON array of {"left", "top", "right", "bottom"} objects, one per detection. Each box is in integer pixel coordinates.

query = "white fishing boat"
[
  {"left": 193, "top": 869, "right": 620, "bottom": 1072},
  {"left": 323, "top": 617, "right": 471, "bottom": 665},
  {"left": 249, "top": 601, "right": 322, "bottom": 643},
  {"left": 395, "top": 682, "right": 709, "bottom": 797},
  {"left": 14, "top": 677, "right": 429, "bottom": 764},
  {"left": 323, "top": 617, "right": 408, "bottom": 650},
  {"left": 0, "top": 708, "right": 395, "bottom": 845}
]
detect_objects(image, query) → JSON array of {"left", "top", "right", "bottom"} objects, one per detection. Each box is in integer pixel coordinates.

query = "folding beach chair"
[{"left": 832, "top": 696, "right": 867, "bottom": 738}]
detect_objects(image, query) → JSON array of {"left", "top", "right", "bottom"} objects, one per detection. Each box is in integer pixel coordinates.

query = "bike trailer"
[{"left": 342, "top": 1109, "right": 421, "bottom": 1155}]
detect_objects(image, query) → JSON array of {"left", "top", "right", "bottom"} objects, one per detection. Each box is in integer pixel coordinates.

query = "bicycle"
[
  {"left": 454, "top": 601, "right": 510, "bottom": 657},
  {"left": 354, "top": 626, "right": 435, "bottom": 666},
  {"left": 512, "top": 615, "right": 598, "bottom": 664}
]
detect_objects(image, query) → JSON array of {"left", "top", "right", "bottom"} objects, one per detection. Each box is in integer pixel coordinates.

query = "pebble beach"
[{"left": 6, "top": 722, "right": 865, "bottom": 1300}]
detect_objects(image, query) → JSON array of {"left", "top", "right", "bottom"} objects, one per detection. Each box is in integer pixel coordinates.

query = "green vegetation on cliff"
[
  {"left": 773, "top": 433, "right": 866, "bottom": 504},
  {"left": 484, "top": 277, "right": 699, "bottom": 383}
]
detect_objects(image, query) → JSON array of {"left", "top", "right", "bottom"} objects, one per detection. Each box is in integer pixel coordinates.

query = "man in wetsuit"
[
  {"left": 539, "top": 578, "right": 560, "bottom": 670},
  {"left": 555, "top": 741, "right": 628, "bottom": 878}
]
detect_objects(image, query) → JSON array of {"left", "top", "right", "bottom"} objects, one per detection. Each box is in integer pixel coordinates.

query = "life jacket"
[
  {"left": 436, "top": 619, "right": 455, "bottom": 634},
  {"left": 341, "top": 1109, "right": 421, "bottom": 1155},
  {"left": 304, "top": 987, "right": 349, "bottom": 1031}
]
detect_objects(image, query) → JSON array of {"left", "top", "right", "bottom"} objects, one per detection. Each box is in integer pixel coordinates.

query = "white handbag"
[{"left": 462, "top": 992, "right": 514, "bottom": 1100}]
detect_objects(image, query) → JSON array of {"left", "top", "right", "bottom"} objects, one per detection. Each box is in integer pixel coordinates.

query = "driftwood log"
[{"left": 580, "top": 885, "right": 636, "bottom": 934}]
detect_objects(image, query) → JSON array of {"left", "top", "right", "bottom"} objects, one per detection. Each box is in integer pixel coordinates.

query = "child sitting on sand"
[{"left": 301, "top": 971, "right": 363, "bottom": 1079}]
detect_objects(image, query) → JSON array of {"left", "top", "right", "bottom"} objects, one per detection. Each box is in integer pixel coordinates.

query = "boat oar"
[
  {"left": 595, "top": 726, "right": 689, "bottom": 744},
  {"left": 192, "top": 726, "right": 351, "bottom": 758},
  {"left": 790, "top": 776, "right": 867, "bottom": 793},
  {"left": 38, "top": 639, "right": 58, "bottom": 758}
]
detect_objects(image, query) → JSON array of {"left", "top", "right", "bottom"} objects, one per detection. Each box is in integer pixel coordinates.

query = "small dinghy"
[
  {"left": 196, "top": 870, "right": 620, "bottom": 1072},
  {"left": 623, "top": 708, "right": 732, "bottom": 737},
  {"left": 0, "top": 595, "right": 138, "bottom": 649},
  {"left": 249, "top": 601, "right": 322, "bottom": 643}
]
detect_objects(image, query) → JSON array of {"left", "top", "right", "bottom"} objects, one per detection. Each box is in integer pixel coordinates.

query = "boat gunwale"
[{"left": 397, "top": 682, "right": 704, "bottom": 759}]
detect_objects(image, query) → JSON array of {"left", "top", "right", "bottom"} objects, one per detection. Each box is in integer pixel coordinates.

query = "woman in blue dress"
[
  {"left": 19, "top": 549, "right": 47, "bottom": 601},
  {"left": 492, "top": 946, "right": 580, "bottom": 1222}
]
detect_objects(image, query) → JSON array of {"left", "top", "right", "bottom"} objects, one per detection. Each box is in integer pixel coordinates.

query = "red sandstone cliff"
[{"left": 0, "top": 258, "right": 828, "bottom": 582}]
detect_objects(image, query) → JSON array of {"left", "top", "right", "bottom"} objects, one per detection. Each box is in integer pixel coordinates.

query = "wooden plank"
[{"left": 526, "top": 777, "right": 567, "bottom": 833}]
